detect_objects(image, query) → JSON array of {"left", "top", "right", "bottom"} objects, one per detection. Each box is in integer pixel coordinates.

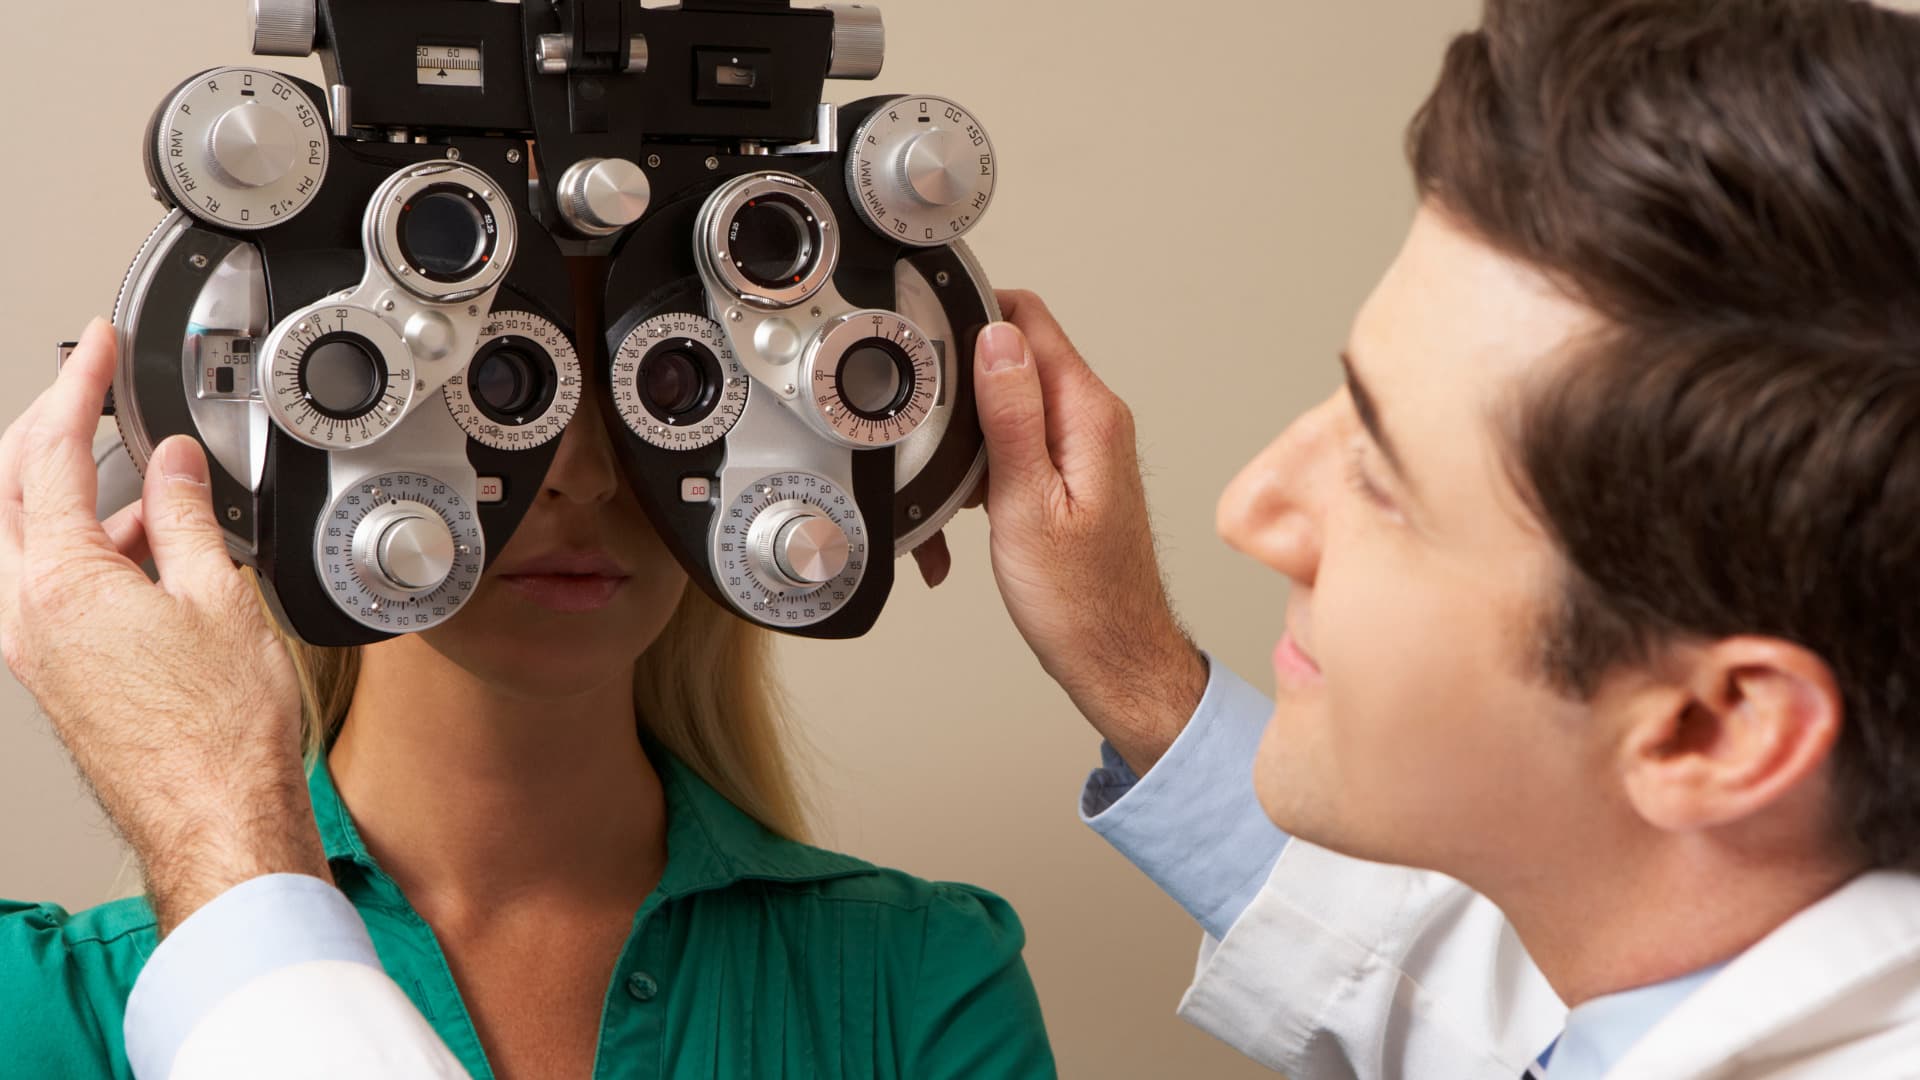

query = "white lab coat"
[{"left": 1178, "top": 840, "right": 1920, "bottom": 1079}]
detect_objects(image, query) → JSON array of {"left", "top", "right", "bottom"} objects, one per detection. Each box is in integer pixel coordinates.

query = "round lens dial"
[
  {"left": 612, "top": 313, "right": 749, "bottom": 451},
  {"left": 800, "top": 311, "right": 941, "bottom": 447},
  {"left": 444, "top": 311, "right": 582, "bottom": 451},
  {"left": 261, "top": 305, "right": 416, "bottom": 449}
]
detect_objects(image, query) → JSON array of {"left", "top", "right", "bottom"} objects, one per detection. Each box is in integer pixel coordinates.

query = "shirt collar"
[
  {"left": 1543, "top": 963, "right": 1726, "bottom": 1079},
  {"left": 307, "top": 746, "right": 875, "bottom": 900}
]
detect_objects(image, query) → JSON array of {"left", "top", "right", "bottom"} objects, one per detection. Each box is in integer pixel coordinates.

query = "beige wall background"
[{"left": 0, "top": 1, "right": 1479, "bottom": 1075}]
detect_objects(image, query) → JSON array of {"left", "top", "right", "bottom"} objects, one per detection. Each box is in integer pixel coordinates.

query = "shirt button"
[{"left": 626, "top": 972, "right": 659, "bottom": 1002}]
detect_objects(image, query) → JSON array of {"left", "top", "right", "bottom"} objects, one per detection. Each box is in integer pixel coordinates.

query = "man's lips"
[{"left": 1274, "top": 631, "right": 1323, "bottom": 686}]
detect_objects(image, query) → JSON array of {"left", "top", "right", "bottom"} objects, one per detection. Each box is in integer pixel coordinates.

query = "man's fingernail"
[
  {"left": 979, "top": 323, "right": 1029, "bottom": 372},
  {"left": 159, "top": 438, "right": 208, "bottom": 484}
]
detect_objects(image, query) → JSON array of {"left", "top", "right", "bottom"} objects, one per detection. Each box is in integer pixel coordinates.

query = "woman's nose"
[
  {"left": 542, "top": 388, "right": 622, "bottom": 504},
  {"left": 1216, "top": 392, "right": 1343, "bottom": 587}
]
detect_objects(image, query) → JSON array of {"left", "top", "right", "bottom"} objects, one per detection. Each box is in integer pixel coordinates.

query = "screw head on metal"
[
  {"left": 784, "top": 383, "right": 796, "bottom": 394},
  {"left": 507, "top": 148, "right": 523, "bottom": 164},
  {"left": 446, "top": 147, "right": 462, "bottom": 161},
  {"left": 189, "top": 254, "right": 209, "bottom": 270},
  {"left": 705, "top": 156, "right": 720, "bottom": 171},
  {"left": 468, "top": 305, "right": 479, "bottom": 316},
  {"left": 384, "top": 300, "right": 396, "bottom": 311},
  {"left": 936, "top": 271, "right": 951, "bottom": 286},
  {"left": 728, "top": 309, "right": 743, "bottom": 322},
  {"left": 226, "top": 506, "right": 243, "bottom": 522},
  {"left": 908, "top": 505, "right": 924, "bottom": 521},
  {"left": 647, "top": 154, "right": 662, "bottom": 168}
]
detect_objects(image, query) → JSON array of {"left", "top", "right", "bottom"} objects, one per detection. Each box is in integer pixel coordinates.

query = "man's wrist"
[
  {"left": 133, "top": 772, "right": 333, "bottom": 937},
  {"left": 1070, "top": 630, "right": 1210, "bottom": 776}
]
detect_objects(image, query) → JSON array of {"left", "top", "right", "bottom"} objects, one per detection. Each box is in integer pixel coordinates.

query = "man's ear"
[{"left": 1617, "top": 637, "right": 1843, "bottom": 834}]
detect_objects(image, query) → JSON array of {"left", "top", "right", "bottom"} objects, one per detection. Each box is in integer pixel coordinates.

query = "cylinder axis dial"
[
  {"left": 445, "top": 311, "right": 582, "bottom": 451},
  {"left": 800, "top": 311, "right": 940, "bottom": 447},
  {"left": 847, "top": 96, "right": 995, "bottom": 247},
  {"left": 613, "top": 313, "right": 750, "bottom": 451},
  {"left": 261, "top": 305, "right": 416, "bottom": 449},
  {"left": 715, "top": 475, "right": 867, "bottom": 628},
  {"left": 152, "top": 68, "right": 328, "bottom": 231},
  {"left": 316, "top": 473, "right": 485, "bottom": 632}
]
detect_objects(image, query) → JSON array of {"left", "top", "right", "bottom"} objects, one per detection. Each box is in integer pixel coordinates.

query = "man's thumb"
[
  {"left": 143, "top": 436, "right": 236, "bottom": 593},
  {"left": 974, "top": 323, "right": 1058, "bottom": 501}
]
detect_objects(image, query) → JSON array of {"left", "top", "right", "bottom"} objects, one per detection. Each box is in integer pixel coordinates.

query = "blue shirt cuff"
[
  {"left": 1080, "top": 656, "right": 1288, "bottom": 940},
  {"left": 125, "top": 873, "right": 383, "bottom": 1080}
]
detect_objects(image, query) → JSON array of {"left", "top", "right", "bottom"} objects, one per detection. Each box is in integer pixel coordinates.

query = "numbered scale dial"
[
  {"left": 317, "top": 472, "right": 486, "bottom": 633},
  {"left": 715, "top": 473, "right": 868, "bottom": 628},
  {"left": 152, "top": 67, "right": 329, "bottom": 231},
  {"left": 261, "top": 305, "right": 415, "bottom": 449},
  {"left": 802, "top": 310, "right": 941, "bottom": 447},
  {"left": 847, "top": 96, "right": 996, "bottom": 247},
  {"left": 445, "top": 311, "right": 582, "bottom": 450},
  {"left": 613, "top": 313, "right": 750, "bottom": 451}
]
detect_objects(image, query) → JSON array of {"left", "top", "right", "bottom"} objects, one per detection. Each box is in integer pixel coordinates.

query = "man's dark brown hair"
[{"left": 1409, "top": 0, "right": 1920, "bottom": 869}]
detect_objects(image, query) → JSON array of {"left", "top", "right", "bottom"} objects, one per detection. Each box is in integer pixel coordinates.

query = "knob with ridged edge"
[
  {"left": 555, "top": 158, "right": 652, "bottom": 237},
  {"left": 825, "top": 4, "right": 885, "bottom": 80},
  {"left": 251, "top": 0, "right": 317, "bottom": 57}
]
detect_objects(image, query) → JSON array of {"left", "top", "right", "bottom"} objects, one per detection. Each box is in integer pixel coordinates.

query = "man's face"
[{"left": 1219, "top": 206, "right": 1621, "bottom": 877}]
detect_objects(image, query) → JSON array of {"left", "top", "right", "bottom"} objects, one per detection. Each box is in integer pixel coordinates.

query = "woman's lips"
[
  {"left": 1274, "top": 632, "right": 1324, "bottom": 688},
  {"left": 497, "top": 574, "right": 629, "bottom": 613}
]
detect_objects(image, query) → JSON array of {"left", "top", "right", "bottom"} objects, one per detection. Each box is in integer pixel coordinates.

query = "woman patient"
[{"left": 0, "top": 257, "right": 1055, "bottom": 1078}]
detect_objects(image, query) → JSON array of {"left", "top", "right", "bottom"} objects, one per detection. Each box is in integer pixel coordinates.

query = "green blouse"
[{"left": 0, "top": 751, "right": 1057, "bottom": 1078}]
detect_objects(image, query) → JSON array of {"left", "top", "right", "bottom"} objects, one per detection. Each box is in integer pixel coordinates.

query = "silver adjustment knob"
[
  {"left": 897, "top": 130, "right": 973, "bottom": 207},
  {"left": 352, "top": 502, "right": 457, "bottom": 596},
  {"left": 748, "top": 503, "right": 852, "bottom": 589},
  {"left": 207, "top": 102, "right": 298, "bottom": 189},
  {"left": 251, "top": 0, "right": 318, "bottom": 57},
  {"left": 555, "top": 158, "right": 652, "bottom": 237},
  {"left": 824, "top": 4, "right": 886, "bottom": 80}
]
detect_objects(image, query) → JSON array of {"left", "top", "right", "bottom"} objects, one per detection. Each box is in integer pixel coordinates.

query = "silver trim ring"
[
  {"left": 366, "top": 162, "right": 517, "bottom": 303},
  {"left": 695, "top": 173, "right": 841, "bottom": 310},
  {"left": 800, "top": 310, "right": 941, "bottom": 448}
]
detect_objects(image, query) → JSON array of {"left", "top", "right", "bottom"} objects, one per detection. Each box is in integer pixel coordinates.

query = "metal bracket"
[{"left": 772, "top": 104, "right": 840, "bottom": 156}]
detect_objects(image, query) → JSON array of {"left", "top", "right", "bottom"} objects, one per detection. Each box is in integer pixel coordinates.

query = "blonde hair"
[{"left": 273, "top": 582, "right": 813, "bottom": 841}]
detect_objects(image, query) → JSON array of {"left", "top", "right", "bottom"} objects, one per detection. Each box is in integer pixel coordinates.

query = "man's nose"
[
  {"left": 1216, "top": 393, "right": 1343, "bottom": 587},
  {"left": 542, "top": 389, "right": 622, "bottom": 505}
]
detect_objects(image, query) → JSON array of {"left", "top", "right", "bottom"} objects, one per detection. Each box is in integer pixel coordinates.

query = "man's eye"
[{"left": 1345, "top": 444, "right": 1395, "bottom": 510}]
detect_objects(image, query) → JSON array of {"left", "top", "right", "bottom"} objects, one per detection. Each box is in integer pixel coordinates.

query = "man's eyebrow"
[{"left": 1340, "top": 351, "right": 1413, "bottom": 485}]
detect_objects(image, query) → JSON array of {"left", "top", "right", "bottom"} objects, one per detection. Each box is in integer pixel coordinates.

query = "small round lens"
[
  {"left": 643, "top": 350, "right": 705, "bottom": 415},
  {"left": 404, "top": 190, "right": 488, "bottom": 279},
  {"left": 837, "top": 342, "right": 914, "bottom": 419},
  {"left": 302, "top": 337, "right": 385, "bottom": 419},
  {"left": 728, "top": 198, "right": 815, "bottom": 288},
  {"left": 473, "top": 348, "right": 538, "bottom": 417}
]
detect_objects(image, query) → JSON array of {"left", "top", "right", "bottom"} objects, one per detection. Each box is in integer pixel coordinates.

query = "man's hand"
[
  {"left": 971, "top": 291, "right": 1209, "bottom": 775},
  {"left": 0, "top": 319, "right": 328, "bottom": 935}
]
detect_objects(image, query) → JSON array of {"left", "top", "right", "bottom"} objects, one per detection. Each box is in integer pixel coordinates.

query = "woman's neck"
[{"left": 327, "top": 634, "right": 668, "bottom": 924}]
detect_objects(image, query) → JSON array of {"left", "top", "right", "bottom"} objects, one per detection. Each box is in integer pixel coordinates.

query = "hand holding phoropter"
[
  {"left": 972, "top": 292, "right": 1210, "bottom": 775},
  {"left": 0, "top": 320, "right": 326, "bottom": 936}
]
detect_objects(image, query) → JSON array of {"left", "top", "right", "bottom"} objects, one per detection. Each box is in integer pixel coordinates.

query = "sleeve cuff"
[
  {"left": 126, "top": 873, "right": 383, "bottom": 1080},
  {"left": 1079, "top": 655, "right": 1289, "bottom": 940}
]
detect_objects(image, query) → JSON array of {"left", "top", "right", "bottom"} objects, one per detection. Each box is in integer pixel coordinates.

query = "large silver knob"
[
  {"left": 207, "top": 102, "right": 298, "bottom": 189},
  {"left": 749, "top": 503, "right": 852, "bottom": 589},
  {"left": 824, "top": 4, "right": 885, "bottom": 80},
  {"left": 352, "top": 502, "right": 457, "bottom": 596},
  {"left": 250, "top": 0, "right": 318, "bottom": 57},
  {"left": 897, "top": 130, "right": 973, "bottom": 207},
  {"left": 555, "top": 158, "right": 652, "bottom": 237}
]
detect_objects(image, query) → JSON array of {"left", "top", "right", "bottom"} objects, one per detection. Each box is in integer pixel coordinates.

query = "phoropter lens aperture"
[
  {"left": 836, "top": 340, "right": 917, "bottom": 420},
  {"left": 638, "top": 340, "right": 723, "bottom": 426},
  {"left": 728, "top": 196, "right": 818, "bottom": 289},
  {"left": 301, "top": 335, "right": 388, "bottom": 419},
  {"left": 398, "top": 185, "right": 496, "bottom": 282},
  {"left": 467, "top": 338, "right": 559, "bottom": 427}
]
